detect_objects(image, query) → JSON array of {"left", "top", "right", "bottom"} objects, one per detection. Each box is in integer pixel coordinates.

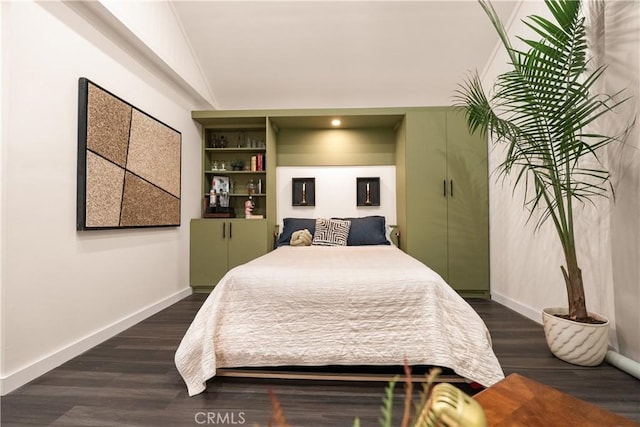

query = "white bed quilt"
[{"left": 175, "top": 245, "right": 504, "bottom": 396}]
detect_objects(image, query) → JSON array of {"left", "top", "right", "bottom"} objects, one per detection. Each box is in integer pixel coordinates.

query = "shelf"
[
  {"left": 203, "top": 193, "right": 266, "bottom": 197},
  {"left": 205, "top": 147, "right": 266, "bottom": 152},
  {"left": 233, "top": 193, "right": 266, "bottom": 197},
  {"left": 205, "top": 170, "right": 266, "bottom": 174}
]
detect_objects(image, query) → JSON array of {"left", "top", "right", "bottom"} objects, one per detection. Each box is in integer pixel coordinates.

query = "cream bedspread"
[{"left": 175, "top": 245, "right": 504, "bottom": 396}]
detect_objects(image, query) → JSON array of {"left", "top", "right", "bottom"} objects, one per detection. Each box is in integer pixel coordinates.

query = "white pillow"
[{"left": 312, "top": 218, "right": 351, "bottom": 246}]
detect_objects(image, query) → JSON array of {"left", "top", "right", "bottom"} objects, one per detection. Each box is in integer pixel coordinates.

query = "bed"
[{"left": 175, "top": 217, "right": 504, "bottom": 396}]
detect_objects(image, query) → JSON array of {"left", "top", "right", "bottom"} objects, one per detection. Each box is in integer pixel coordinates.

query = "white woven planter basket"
[{"left": 542, "top": 307, "right": 609, "bottom": 367}]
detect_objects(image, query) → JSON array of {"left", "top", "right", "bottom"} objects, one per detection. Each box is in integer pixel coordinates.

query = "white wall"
[
  {"left": 97, "top": 0, "right": 215, "bottom": 108},
  {"left": 276, "top": 166, "right": 397, "bottom": 227},
  {"left": 601, "top": 0, "right": 640, "bottom": 362},
  {"left": 0, "top": 1, "right": 203, "bottom": 394},
  {"left": 484, "top": 1, "right": 640, "bottom": 361}
]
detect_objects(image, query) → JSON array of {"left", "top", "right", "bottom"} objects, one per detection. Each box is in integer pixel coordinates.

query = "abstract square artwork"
[{"left": 77, "top": 78, "right": 181, "bottom": 229}]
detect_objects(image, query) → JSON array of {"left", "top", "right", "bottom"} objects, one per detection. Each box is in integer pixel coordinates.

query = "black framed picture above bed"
[
  {"left": 292, "top": 177, "right": 315, "bottom": 206},
  {"left": 356, "top": 177, "right": 380, "bottom": 206}
]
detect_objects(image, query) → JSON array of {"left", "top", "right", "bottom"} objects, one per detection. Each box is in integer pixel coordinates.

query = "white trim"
[
  {"left": 57, "top": 1, "right": 215, "bottom": 109},
  {"left": 491, "top": 291, "right": 542, "bottom": 325},
  {"left": 167, "top": 1, "right": 219, "bottom": 110},
  {"left": 0, "top": 287, "right": 192, "bottom": 396}
]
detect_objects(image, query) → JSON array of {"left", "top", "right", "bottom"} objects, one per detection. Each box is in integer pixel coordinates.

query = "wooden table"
[{"left": 474, "top": 373, "right": 639, "bottom": 426}]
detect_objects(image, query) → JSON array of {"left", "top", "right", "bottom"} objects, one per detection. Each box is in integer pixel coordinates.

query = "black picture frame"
[
  {"left": 292, "top": 178, "right": 315, "bottom": 206},
  {"left": 356, "top": 177, "right": 380, "bottom": 206}
]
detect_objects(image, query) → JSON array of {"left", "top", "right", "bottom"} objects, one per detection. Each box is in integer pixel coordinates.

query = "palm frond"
[{"left": 455, "top": 0, "right": 632, "bottom": 319}]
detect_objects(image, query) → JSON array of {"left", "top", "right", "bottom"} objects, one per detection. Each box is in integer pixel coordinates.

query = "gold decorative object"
[
  {"left": 268, "top": 364, "right": 487, "bottom": 427},
  {"left": 364, "top": 182, "right": 372, "bottom": 206},
  {"left": 423, "top": 382, "right": 487, "bottom": 427},
  {"left": 357, "top": 177, "right": 380, "bottom": 206},
  {"left": 292, "top": 178, "right": 315, "bottom": 206}
]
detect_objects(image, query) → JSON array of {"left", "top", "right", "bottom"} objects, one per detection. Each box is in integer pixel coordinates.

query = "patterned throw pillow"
[{"left": 312, "top": 218, "right": 351, "bottom": 246}]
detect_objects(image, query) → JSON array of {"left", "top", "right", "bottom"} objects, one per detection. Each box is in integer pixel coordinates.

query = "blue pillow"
[
  {"left": 276, "top": 218, "right": 316, "bottom": 247},
  {"left": 334, "top": 216, "right": 390, "bottom": 246}
]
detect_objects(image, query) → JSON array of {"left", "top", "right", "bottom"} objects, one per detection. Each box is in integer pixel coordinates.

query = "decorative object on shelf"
[
  {"left": 455, "top": 0, "right": 634, "bottom": 364},
  {"left": 209, "top": 186, "right": 216, "bottom": 208},
  {"left": 208, "top": 134, "right": 228, "bottom": 148},
  {"left": 203, "top": 175, "right": 233, "bottom": 218},
  {"left": 247, "top": 179, "right": 256, "bottom": 196},
  {"left": 211, "top": 176, "right": 230, "bottom": 207},
  {"left": 292, "top": 178, "right": 315, "bottom": 206},
  {"left": 230, "top": 159, "right": 244, "bottom": 171},
  {"left": 202, "top": 195, "right": 235, "bottom": 218},
  {"left": 218, "top": 192, "right": 229, "bottom": 208},
  {"left": 245, "top": 197, "right": 255, "bottom": 217},
  {"left": 76, "top": 77, "right": 181, "bottom": 230},
  {"left": 356, "top": 177, "right": 380, "bottom": 206}
]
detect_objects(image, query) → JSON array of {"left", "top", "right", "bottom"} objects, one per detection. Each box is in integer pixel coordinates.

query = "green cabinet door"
[
  {"left": 446, "top": 110, "right": 489, "bottom": 295},
  {"left": 227, "top": 219, "right": 268, "bottom": 270},
  {"left": 190, "top": 218, "right": 269, "bottom": 292},
  {"left": 402, "top": 108, "right": 489, "bottom": 297},
  {"left": 190, "top": 219, "right": 228, "bottom": 289},
  {"left": 404, "top": 111, "right": 448, "bottom": 280}
]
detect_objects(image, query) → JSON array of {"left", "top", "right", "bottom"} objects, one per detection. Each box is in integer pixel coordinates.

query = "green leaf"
[{"left": 378, "top": 377, "right": 397, "bottom": 427}]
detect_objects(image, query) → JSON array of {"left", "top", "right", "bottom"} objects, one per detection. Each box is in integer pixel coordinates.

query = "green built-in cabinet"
[
  {"left": 190, "top": 218, "right": 269, "bottom": 292},
  {"left": 397, "top": 108, "right": 489, "bottom": 297},
  {"left": 191, "top": 107, "right": 489, "bottom": 296},
  {"left": 190, "top": 113, "right": 277, "bottom": 291}
]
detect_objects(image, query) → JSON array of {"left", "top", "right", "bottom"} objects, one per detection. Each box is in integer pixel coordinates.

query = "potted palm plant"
[{"left": 455, "top": 0, "right": 632, "bottom": 366}]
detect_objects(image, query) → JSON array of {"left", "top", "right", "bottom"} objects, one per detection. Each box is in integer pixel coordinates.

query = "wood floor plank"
[{"left": 1, "top": 293, "right": 638, "bottom": 426}]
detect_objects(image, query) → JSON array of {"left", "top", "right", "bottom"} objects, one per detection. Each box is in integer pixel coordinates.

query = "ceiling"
[{"left": 171, "top": 1, "right": 519, "bottom": 110}]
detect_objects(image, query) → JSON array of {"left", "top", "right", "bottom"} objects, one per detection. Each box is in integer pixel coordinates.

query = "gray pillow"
[
  {"left": 334, "top": 215, "right": 390, "bottom": 246},
  {"left": 276, "top": 218, "right": 316, "bottom": 247}
]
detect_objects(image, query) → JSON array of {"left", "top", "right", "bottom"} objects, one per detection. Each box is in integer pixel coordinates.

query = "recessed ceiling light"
[{"left": 331, "top": 119, "right": 341, "bottom": 127}]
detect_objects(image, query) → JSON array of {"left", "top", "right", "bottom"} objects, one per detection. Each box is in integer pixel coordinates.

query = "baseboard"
[
  {"left": 491, "top": 291, "right": 543, "bottom": 325},
  {"left": 0, "top": 287, "right": 192, "bottom": 396}
]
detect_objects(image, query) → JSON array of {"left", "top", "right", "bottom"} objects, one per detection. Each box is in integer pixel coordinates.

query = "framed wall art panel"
[
  {"left": 292, "top": 177, "right": 315, "bottom": 206},
  {"left": 77, "top": 78, "right": 182, "bottom": 230},
  {"left": 356, "top": 177, "right": 380, "bottom": 206}
]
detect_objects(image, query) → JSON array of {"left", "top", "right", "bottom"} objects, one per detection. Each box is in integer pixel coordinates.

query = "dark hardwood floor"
[{"left": 2, "top": 294, "right": 639, "bottom": 426}]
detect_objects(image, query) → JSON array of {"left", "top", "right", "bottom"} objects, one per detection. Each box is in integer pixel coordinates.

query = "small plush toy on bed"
[{"left": 290, "top": 229, "right": 312, "bottom": 246}]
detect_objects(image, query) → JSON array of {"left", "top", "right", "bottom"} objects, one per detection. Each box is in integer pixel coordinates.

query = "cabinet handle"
[
  {"left": 222, "top": 222, "right": 226, "bottom": 239},
  {"left": 450, "top": 180, "right": 454, "bottom": 197},
  {"left": 229, "top": 222, "right": 233, "bottom": 239},
  {"left": 443, "top": 180, "right": 447, "bottom": 197}
]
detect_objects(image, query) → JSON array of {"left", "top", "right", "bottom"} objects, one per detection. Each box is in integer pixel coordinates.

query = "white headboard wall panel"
[{"left": 276, "top": 166, "right": 397, "bottom": 227}]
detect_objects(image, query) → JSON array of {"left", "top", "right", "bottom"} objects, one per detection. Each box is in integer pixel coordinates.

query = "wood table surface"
[{"left": 474, "top": 373, "right": 639, "bottom": 427}]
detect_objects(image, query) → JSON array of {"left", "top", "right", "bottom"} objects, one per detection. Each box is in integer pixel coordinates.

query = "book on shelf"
[{"left": 257, "top": 153, "right": 264, "bottom": 171}]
